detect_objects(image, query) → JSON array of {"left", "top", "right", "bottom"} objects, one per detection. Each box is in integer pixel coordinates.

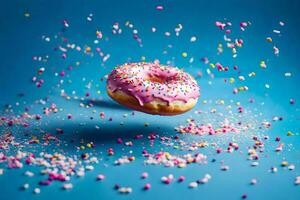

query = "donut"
[{"left": 106, "top": 62, "right": 200, "bottom": 115}]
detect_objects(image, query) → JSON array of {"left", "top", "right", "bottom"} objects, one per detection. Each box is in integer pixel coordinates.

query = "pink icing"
[{"left": 107, "top": 62, "right": 200, "bottom": 106}]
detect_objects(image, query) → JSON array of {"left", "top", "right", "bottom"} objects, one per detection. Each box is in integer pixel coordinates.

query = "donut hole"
[{"left": 146, "top": 74, "right": 168, "bottom": 84}]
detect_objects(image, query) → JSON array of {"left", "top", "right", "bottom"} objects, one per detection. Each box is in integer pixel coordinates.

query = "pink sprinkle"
[
  {"left": 156, "top": 5, "right": 164, "bottom": 10},
  {"left": 97, "top": 174, "right": 105, "bottom": 181},
  {"left": 117, "top": 138, "right": 123, "bottom": 144},
  {"left": 100, "top": 112, "right": 105, "bottom": 119},
  {"left": 60, "top": 71, "right": 65, "bottom": 77},
  {"left": 39, "top": 180, "right": 52, "bottom": 186},
  {"left": 143, "top": 183, "right": 151, "bottom": 190},
  {"left": 215, "top": 21, "right": 225, "bottom": 30},
  {"left": 216, "top": 148, "right": 222, "bottom": 154},
  {"left": 141, "top": 172, "right": 148, "bottom": 179},
  {"left": 178, "top": 176, "right": 185, "bottom": 182},
  {"left": 240, "top": 22, "right": 248, "bottom": 27}
]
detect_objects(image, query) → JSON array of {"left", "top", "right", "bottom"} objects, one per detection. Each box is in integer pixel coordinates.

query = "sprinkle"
[
  {"left": 24, "top": 12, "right": 30, "bottom": 17},
  {"left": 189, "top": 182, "right": 198, "bottom": 188},
  {"left": 178, "top": 176, "right": 185, "bottom": 182},
  {"left": 260, "top": 61, "right": 266, "bottom": 68},
  {"left": 273, "top": 46, "right": 279, "bottom": 55},
  {"left": 24, "top": 171, "right": 34, "bottom": 177},
  {"left": 281, "top": 161, "right": 288, "bottom": 167},
  {"left": 288, "top": 164, "right": 295, "bottom": 170},
  {"left": 270, "top": 167, "right": 278, "bottom": 173},
  {"left": 143, "top": 183, "right": 151, "bottom": 190},
  {"left": 141, "top": 172, "right": 148, "bottom": 179},
  {"left": 266, "top": 37, "right": 272, "bottom": 42},
  {"left": 23, "top": 183, "right": 30, "bottom": 190},
  {"left": 62, "top": 183, "right": 73, "bottom": 190},
  {"left": 250, "top": 179, "right": 257, "bottom": 185},
  {"left": 190, "top": 36, "right": 197, "bottom": 42},
  {"left": 221, "top": 165, "right": 230, "bottom": 171},
  {"left": 283, "top": 73, "right": 292, "bottom": 78},
  {"left": 118, "top": 187, "right": 133, "bottom": 194},
  {"left": 251, "top": 162, "right": 259, "bottom": 167},
  {"left": 265, "top": 84, "right": 270, "bottom": 89},
  {"left": 97, "top": 174, "right": 105, "bottom": 181},
  {"left": 182, "top": 52, "right": 188, "bottom": 58},
  {"left": 34, "top": 188, "right": 41, "bottom": 194},
  {"left": 156, "top": 5, "right": 164, "bottom": 10}
]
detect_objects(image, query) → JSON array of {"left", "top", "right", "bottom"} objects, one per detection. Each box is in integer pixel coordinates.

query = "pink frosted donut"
[{"left": 106, "top": 62, "right": 200, "bottom": 115}]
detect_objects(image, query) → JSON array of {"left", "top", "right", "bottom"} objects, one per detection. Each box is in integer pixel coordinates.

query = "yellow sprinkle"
[
  {"left": 260, "top": 61, "right": 266, "bottom": 68},
  {"left": 182, "top": 52, "right": 188, "bottom": 58},
  {"left": 229, "top": 78, "right": 235, "bottom": 83},
  {"left": 266, "top": 37, "right": 272, "bottom": 42},
  {"left": 187, "top": 157, "right": 194, "bottom": 163},
  {"left": 249, "top": 72, "right": 256, "bottom": 77},
  {"left": 85, "top": 47, "right": 91, "bottom": 53},
  {"left": 178, "top": 163, "right": 186, "bottom": 168},
  {"left": 287, "top": 131, "right": 293, "bottom": 136},
  {"left": 210, "top": 63, "right": 215, "bottom": 68},
  {"left": 281, "top": 161, "right": 288, "bottom": 167}
]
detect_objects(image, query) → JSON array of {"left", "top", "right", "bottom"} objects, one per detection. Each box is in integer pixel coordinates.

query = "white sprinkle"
[
  {"left": 271, "top": 167, "right": 278, "bottom": 173},
  {"left": 284, "top": 72, "right": 292, "bottom": 77},
  {"left": 165, "top": 32, "right": 171, "bottom": 37},
  {"left": 250, "top": 179, "right": 257, "bottom": 185},
  {"left": 34, "top": 188, "right": 41, "bottom": 194},
  {"left": 189, "top": 182, "right": 198, "bottom": 188},
  {"left": 288, "top": 164, "right": 295, "bottom": 171},
  {"left": 62, "top": 183, "right": 73, "bottom": 190},
  {"left": 25, "top": 171, "right": 34, "bottom": 177},
  {"left": 190, "top": 36, "right": 197, "bottom": 42},
  {"left": 86, "top": 165, "right": 94, "bottom": 171},
  {"left": 23, "top": 183, "right": 30, "bottom": 189},
  {"left": 221, "top": 165, "right": 230, "bottom": 171},
  {"left": 77, "top": 170, "right": 85, "bottom": 177},
  {"left": 265, "top": 84, "right": 270, "bottom": 89}
]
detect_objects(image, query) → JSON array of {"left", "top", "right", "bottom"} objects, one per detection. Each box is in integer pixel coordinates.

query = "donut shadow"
[
  {"left": 81, "top": 98, "right": 132, "bottom": 111},
  {"left": 45, "top": 120, "right": 175, "bottom": 149}
]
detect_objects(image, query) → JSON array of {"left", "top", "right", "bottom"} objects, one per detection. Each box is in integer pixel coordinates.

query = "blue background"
[{"left": 0, "top": 0, "right": 300, "bottom": 200}]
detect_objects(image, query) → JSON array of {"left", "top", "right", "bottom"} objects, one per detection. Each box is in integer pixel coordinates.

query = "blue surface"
[{"left": 0, "top": 0, "right": 300, "bottom": 200}]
